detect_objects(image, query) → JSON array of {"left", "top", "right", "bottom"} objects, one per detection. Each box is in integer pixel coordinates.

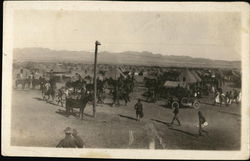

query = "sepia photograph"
[{"left": 2, "top": 1, "right": 250, "bottom": 159}]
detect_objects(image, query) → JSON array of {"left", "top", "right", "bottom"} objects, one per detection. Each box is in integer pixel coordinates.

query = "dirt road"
[{"left": 11, "top": 88, "right": 241, "bottom": 150}]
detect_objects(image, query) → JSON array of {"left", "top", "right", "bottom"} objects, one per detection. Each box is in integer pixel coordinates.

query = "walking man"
[
  {"left": 56, "top": 127, "right": 78, "bottom": 148},
  {"left": 134, "top": 99, "right": 143, "bottom": 121},
  {"left": 170, "top": 106, "right": 181, "bottom": 126},
  {"left": 198, "top": 111, "right": 208, "bottom": 136}
]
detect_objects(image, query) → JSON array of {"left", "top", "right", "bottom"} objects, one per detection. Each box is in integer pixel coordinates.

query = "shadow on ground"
[
  {"left": 151, "top": 119, "right": 171, "bottom": 126},
  {"left": 168, "top": 127, "right": 198, "bottom": 137},
  {"left": 160, "top": 104, "right": 172, "bottom": 109},
  {"left": 33, "top": 97, "right": 44, "bottom": 101},
  {"left": 118, "top": 114, "right": 137, "bottom": 121},
  {"left": 55, "top": 109, "right": 78, "bottom": 118}
]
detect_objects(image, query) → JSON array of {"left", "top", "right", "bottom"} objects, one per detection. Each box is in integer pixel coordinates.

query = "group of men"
[
  {"left": 16, "top": 69, "right": 42, "bottom": 89},
  {"left": 214, "top": 88, "right": 241, "bottom": 106},
  {"left": 109, "top": 75, "right": 135, "bottom": 106},
  {"left": 56, "top": 127, "right": 84, "bottom": 148}
]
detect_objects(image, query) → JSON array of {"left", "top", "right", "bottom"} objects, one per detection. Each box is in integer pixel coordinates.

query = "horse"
[
  {"left": 65, "top": 90, "right": 93, "bottom": 119},
  {"left": 111, "top": 87, "right": 131, "bottom": 106},
  {"left": 15, "top": 78, "right": 31, "bottom": 89},
  {"left": 31, "top": 78, "right": 41, "bottom": 89},
  {"left": 56, "top": 87, "right": 66, "bottom": 107},
  {"left": 42, "top": 82, "right": 56, "bottom": 102}
]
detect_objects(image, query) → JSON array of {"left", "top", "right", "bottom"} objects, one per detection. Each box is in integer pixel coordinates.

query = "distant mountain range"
[{"left": 13, "top": 48, "right": 240, "bottom": 69}]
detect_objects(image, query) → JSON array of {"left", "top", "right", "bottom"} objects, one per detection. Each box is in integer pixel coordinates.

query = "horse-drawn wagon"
[
  {"left": 163, "top": 81, "right": 200, "bottom": 109},
  {"left": 64, "top": 87, "right": 93, "bottom": 119},
  {"left": 167, "top": 96, "right": 200, "bottom": 109}
]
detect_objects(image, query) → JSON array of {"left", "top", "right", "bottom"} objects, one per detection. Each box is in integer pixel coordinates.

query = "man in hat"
[
  {"left": 198, "top": 111, "right": 208, "bottom": 136},
  {"left": 56, "top": 127, "right": 78, "bottom": 148},
  {"left": 134, "top": 99, "right": 144, "bottom": 121},
  {"left": 72, "top": 129, "right": 85, "bottom": 148},
  {"left": 170, "top": 106, "right": 181, "bottom": 126}
]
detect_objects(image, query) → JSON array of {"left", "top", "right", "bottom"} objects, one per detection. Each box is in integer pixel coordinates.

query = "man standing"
[
  {"left": 170, "top": 106, "right": 181, "bottom": 126},
  {"left": 198, "top": 111, "right": 208, "bottom": 136},
  {"left": 134, "top": 99, "right": 143, "bottom": 121},
  {"left": 72, "top": 129, "right": 85, "bottom": 148},
  {"left": 56, "top": 127, "right": 78, "bottom": 148}
]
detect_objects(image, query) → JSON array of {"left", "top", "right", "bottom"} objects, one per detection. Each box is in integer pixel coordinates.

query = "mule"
[
  {"left": 31, "top": 78, "right": 41, "bottom": 89},
  {"left": 42, "top": 83, "right": 56, "bottom": 102},
  {"left": 65, "top": 91, "right": 93, "bottom": 119},
  {"left": 15, "top": 78, "right": 30, "bottom": 89}
]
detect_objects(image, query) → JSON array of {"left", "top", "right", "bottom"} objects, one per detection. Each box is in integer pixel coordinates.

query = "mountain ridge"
[{"left": 13, "top": 47, "right": 240, "bottom": 69}]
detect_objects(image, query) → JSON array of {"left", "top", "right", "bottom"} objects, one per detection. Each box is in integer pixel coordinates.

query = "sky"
[{"left": 13, "top": 10, "right": 241, "bottom": 61}]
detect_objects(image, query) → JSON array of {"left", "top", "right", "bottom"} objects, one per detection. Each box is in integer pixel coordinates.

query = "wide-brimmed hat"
[{"left": 64, "top": 127, "right": 73, "bottom": 134}]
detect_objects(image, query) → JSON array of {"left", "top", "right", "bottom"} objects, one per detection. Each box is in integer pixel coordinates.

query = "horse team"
[{"left": 15, "top": 71, "right": 136, "bottom": 119}]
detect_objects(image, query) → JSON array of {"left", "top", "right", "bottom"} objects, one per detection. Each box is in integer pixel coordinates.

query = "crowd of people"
[
  {"left": 214, "top": 88, "right": 241, "bottom": 107},
  {"left": 14, "top": 67, "right": 242, "bottom": 148}
]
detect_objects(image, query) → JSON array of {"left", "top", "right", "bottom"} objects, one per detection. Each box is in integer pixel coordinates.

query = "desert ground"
[{"left": 11, "top": 82, "right": 241, "bottom": 150}]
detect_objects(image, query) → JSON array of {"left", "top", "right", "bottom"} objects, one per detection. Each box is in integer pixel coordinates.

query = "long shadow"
[
  {"left": 103, "top": 102, "right": 113, "bottom": 106},
  {"left": 33, "top": 97, "right": 62, "bottom": 107},
  {"left": 218, "top": 110, "right": 241, "bottom": 117},
  {"left": 168, "top": 127, "right": 198, "bottom": 137},
  {"left": 118, "top": 114, "right": 137, "bottom": 121},
  {"left": 201, "top": 103, "right": 241, "bottom": 117},
  {"left": 200, "top": 101, "right": 215, "bottom": 106},
  {"left": 47, "top": 101, "right": 62, "bottom": 107},
  {"left": 55, "top": 109, "right": 70, "bottom": 117},
  {"left": 141, "top": 98, "right": 157, "bottom": 104},
  {"left": 56, "top": 109, "right": 78, "bottom": 118},
  {"left": 33, "top": 97, "right": 44, "bottom": 101},
  {"left": 151, "top": 119, "right": 171, "bottom": 126},
  {"left": 159, "top": 104, "right": 172, "bottom": 109},
  {"left": 84, "top": 112, "right": 93, "bottom": 117},
  {"left": 56, "top": 108, "right": 93, "bottom": 118}
]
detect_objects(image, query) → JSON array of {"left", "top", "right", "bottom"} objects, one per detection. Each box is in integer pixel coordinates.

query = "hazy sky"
[{"left": 13, "top": 10, "right": 241, "bottom": 61}]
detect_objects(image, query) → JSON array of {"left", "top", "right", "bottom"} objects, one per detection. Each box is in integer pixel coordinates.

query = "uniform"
[
  {"left": 198, "top": 112, "right": 208, "bottom": 136},
  {"left": 171, "top": 107, "right": 181, "bottom": 126},
  {"left": 56, "top": 135, "right": 78, "bottom": 148},
  {"left": 134, "top": 101, "right": 143, "bottom": 121},
  {"left": 73, "top": 134, "right": 84, "bottom": 148}
]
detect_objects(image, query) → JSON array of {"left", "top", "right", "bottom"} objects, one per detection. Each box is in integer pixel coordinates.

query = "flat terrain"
[{"left": 11, "top": 85, "right": 241, "bottom": 150}]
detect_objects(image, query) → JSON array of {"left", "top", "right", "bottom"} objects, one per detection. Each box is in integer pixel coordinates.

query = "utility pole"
[{"left": 93, "top": 40, "right": 101, "bottom": 117}]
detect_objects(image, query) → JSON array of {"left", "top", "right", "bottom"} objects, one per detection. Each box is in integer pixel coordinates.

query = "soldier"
[
  {"left": 198, "top": 111, "right": 208, "bottom": 136},
  {"left": 170, "top": 106, "right": 181, "bottom": 126},
  {"left": 233, "top": 89, "right": 239, "bottom": 104},
  {"left": 56, "top": 127, "right": 78, "bottom": 148},
  {"left": 134, "top": 99, "right": 143, "bottom": 121},
  {"left": 57, "top": 87, "right": 64, "bottom": 107},
  {"left": 39, "top": 75, "right": 46, "bottom": 90},
  {"left": 72, "top": 129, "right": 85, "bottom": 148}
]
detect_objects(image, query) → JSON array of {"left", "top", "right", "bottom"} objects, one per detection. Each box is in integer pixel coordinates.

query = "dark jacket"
[
  {"left": 199, "top": 115, "right": 206, "bottom": 125},
  {"left": 173, "top": 107, "right": 179, "bottom": 115},
  {"left": 135, "top": 102, "right": 143, "bottom": 113},
  {"left": 56, "top": 135, "right": 78, "bottom": 148},
  {"left": 73, "top": 135, "right": 84, "bottom": 148}
]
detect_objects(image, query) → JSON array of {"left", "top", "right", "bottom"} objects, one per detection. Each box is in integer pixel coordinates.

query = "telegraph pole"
[{"left": 93, "top": 40, "right": 101, "bottom": 117}]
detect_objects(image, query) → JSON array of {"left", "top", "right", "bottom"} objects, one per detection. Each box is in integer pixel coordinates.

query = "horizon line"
[{"left": 13, "top": 47, "right": 241, "bottom": 62}]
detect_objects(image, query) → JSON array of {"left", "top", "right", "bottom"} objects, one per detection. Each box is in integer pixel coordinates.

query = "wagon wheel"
[
  {"left": 171, "top": 101, "right": 179, "bottom": 109},
  {"left": 193, "top": 100, "right": 200, "bottom": 109},
  {"left": 180, "top": 97, "right": 188, "bottom": 104}
]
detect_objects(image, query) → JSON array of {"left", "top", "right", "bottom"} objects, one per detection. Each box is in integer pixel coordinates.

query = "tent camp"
[
  {"left": 103, "top": 67, "right": 126, "bottom": 80},
  {"left": 191, "top": 70, "right": 202, "bottom": 82},
  {"left": 178, "top": 68, "right": 198, "bottom": 84},
  {"left": 164, "top": 81, "right": 186, "bottom": 88}
]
